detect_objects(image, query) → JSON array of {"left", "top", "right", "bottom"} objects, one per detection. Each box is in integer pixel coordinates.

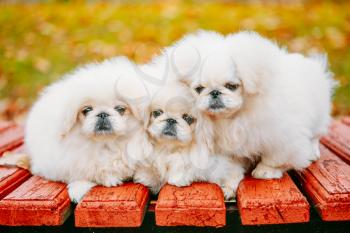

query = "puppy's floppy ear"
[
  {"left": 232, "top": 60, "right": 260, "bottom": 96},
  {"left": 195, "top": 113, "right": 215, "bottom": 153},
  {"left": 40, "top": 78, "right": 80, "bottom": 139},
  {"left": 240, "top": 73, "right": 259, "bottom": 95},
  {"left": 190, "top": 113, "right": 214, "bottom": 170},
  {"left": 60, "top": 104, "right": 79, "bottom": 138},
  {"left": 114, "top": 72, "right": 152, "bottom": 126},
  {"left": 241, "top": 76, "right": 259, "bottom": 95},
  {"left": 143, "top": 105, "right": 152, "bottom": 129},
  {"left": 170, "top": 42, "right": 202, "bottom": 85},
  {"left": 127, "top": 97, "right": 151, "bottom": 129},
  {"left": 125, "top": 128, "right": 153, "bottom": 169},
  {"left": 124, "top": 98, "right": 153, "bottom": 168}
]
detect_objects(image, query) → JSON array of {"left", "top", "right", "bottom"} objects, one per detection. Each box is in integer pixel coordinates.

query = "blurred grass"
[{"left": 0, "top": 0, "right": 350, "bottom": 119}]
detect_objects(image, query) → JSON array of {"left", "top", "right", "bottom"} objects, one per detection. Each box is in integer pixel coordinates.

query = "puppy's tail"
[{"left": 0, "top": 152, "right": 30, "bottom": 170}]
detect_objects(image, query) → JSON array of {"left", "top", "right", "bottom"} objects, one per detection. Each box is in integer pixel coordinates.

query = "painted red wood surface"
[
  {"left": 321, "top": 120, "right": 350, "bottom": 164},
  {"left": 297, "top": 145, "right": 350, "bottom": 221},
  {"left": 0, "top": 122, "right": 15, "bottom": 133},
  {"left": 0, "top": 166, "right": 31, "bottom": 200},
  {"left": 0, "top": 142, "right": 31, "bottom": 201},
  {"left": 237, "top": 174, "right": 309, "bottom": 225},
  {"left": 0, "top": 124, "right": 24, "bottom": 156},
  {"left": 0, "top": 176, "right": 71, "bottom": 226},
  {"left": 342, "top": 117, "right": 350, "bottom": 126},
  {"left": 0, "top": 120, "right": 350, "bottom": 227},
  {"left": 155, "top": 182, "right": 226, "bottom": 227},
  {"left": 75, "top": 183, "right": 149, "bottom": 227}
]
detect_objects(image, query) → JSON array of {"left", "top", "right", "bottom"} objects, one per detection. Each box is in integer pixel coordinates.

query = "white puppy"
[
  {"left": 159, "top": 30, "right": 335, "bottom": 179},
  {"left": 0, "top": 57, "right": 148, "bottom": 202},
  {"left": 129, "top": 81, "right": 245, "bottom": 199}
]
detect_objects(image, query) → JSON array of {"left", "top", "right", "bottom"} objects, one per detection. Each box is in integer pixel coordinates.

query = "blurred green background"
[{"left": 0, "top": 0, "right": 349, "bottom": 120}]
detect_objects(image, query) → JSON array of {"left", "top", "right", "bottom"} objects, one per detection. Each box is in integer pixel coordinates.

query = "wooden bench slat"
[
  {"left": 1, "top": 119, "right": 350, "bottom": 227},
  {"left": 0, "top": 167, "right": 31, "bottom": 200},
  {"left": 155, "top": 182, "right": 226, "bottom": 227},
  {"left": 237, "top": 174, "right": 309, "bottom": 225},
  {"left": 0, "top": 145, "right": 31, "bottom": 200},
  {"left": 0, "top": 176, "right": 71, "bottom": 226},
  {"left": 297, "top": 145, "right": 350, "bottom": 221},
  {"left": 0, "top": 126, "right": 24, "bottom": 156},
  {"left": 341, "top": 117, "right": 350, "bottom": 126},
  {"left": 321, "top": 120, "right": 350, "bottom": 164},
  {"left": 0, "top": 122, "right": 15, "bottom": 134},
  {"left": 75, "top": 183, "right": 149, "bottom": 227}
]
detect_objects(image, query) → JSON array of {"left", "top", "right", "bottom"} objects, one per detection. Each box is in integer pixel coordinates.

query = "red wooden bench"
[{"left": 0, "top": 119, "right": 349, "bottom": 227}]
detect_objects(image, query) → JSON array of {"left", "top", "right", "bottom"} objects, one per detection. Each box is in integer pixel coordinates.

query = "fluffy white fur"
[
  {"left": 156, "top": 30, "right": 335, "bottom": 179},
  {"left": 1, "top": 57, "right": 149, "bottom": 203},
  {"left": 128, "top": 81, "right": 245, "bottom": 199}
]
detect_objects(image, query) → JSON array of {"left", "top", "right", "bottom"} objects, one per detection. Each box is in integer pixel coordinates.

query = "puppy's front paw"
[
  {"left": 167, "top": 176, "right": 191, "bottom": 187},
  {"left": 310, "top": 140, "right": 321, "bottom": 162},
  {"left": 252, "top": 163, "right": 283, "bottom": 179},
  {"left": 221, "top": 186, "right": 235, "bottom": 200},
  {"left": 101, "top": 175, "right": 123, "bottom": 187},
  {"left": 221, "top": 175, "right": 243, "bottom": 200},
  {"left": 134, "top": 171, "right": 162, "bottom": 194},
  {"left": 68, "top": 181, "right": 96, "bottom": 203}
]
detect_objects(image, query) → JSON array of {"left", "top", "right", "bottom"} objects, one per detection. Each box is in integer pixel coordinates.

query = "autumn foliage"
[{"left": 0, "top": 1, "right": 349, "bottom": 120}]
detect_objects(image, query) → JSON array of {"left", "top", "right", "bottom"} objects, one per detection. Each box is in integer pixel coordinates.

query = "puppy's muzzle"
[
  {"left": 94, "top": 112, "right": 113, "bottom": 133},
  {"left": 209, "top": 90, "right": 225, "bottom": 110},
  {"left": 162, "top": 118, "right": 177, "bottom": 137}
]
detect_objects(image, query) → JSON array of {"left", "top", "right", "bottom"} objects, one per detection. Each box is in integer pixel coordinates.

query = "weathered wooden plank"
[
  {"left": 341, "top": 117, "right": 350, "bottom": 126},
  {"left": 0, "top": 122, "right": 15, "bottom": 134},
  {"left": 321, "top": 120, "right": 350, "bottom": 164},
  {"left": 0, "top": 145, "right": 31, "bottom": 200},
  {"left": 75, "top": 183, "right": 149, "bottom": 227},
  {"left": 237, "top": 174, "right": 309, "bottom": 225},
  {"left": 297, "top": 145, "right": 350, "bottom": 221},
  {"left": 0, "top": 167, "right": 31, "bottom": 200},
  {"left": 0, "top": 176, "right": 71, "bottom": 226},
  {"left": 155, "top": 182, "right": 226, "bottom": 227},
  {"left": 0, "top": 126, "right": 24, "bottom": 156}
]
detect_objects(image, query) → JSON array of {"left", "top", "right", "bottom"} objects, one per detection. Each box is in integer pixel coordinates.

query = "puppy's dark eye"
[
  {"left": 225, "top": 82, "right": 239, "bottom": 91},
  {"left": 194, "top": 85, "right": 205, "bottom": 94},
  {"left": 182, "top": 114, "right": 195, "bottom": 125},
  {"left": 151, "top": 109, "right": 163, "bottom": 118},
  {"left": 115, "top": 106, "right": 126, "bottom": 115},
  {"left": 82, "top": 106, "right": 93, "bottom": 116}
]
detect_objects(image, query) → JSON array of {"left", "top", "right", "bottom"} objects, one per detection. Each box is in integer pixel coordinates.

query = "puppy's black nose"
[
  {"left": 97, "top": 112, "right": 109, "bottom": 119},
  {"left": 210, "top": 90, "right": 222, "bottom": 98},
  {"left": 166, "top": 118, "right": 177, "bottom": 125}
]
